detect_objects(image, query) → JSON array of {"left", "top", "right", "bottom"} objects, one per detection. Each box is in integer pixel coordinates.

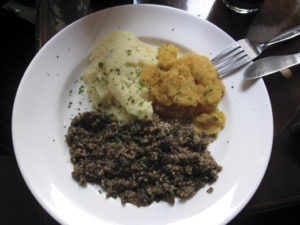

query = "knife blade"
[{"left": 243, "top": 52, "right": 300, "bottom": 80}]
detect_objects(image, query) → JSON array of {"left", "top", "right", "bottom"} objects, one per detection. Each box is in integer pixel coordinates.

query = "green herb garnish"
[
  {"left": 68, "top": 101, "right": 73, "bottom": 108},
  {"left": 78, "top": 85, "right": 85, "bottom": 94},
  {"left": 126, "top": 50, "right": 132, "bottom": 56},
  {"left": 98, "top": 62, "right": 104, "bottom": 68}
]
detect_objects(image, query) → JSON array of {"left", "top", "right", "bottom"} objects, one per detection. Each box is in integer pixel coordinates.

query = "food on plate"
[
  {"left": 66, "top": 111, "right": 221, "bottom": 207},
  {"left": 141, "top": 44, "right": 225, "bottom": 135},
  {"left": 66, "top": 30, "right": 226, "bottom": 207},
  {"left": 82, "top": 30, "right": 158, "bottom": 123}
]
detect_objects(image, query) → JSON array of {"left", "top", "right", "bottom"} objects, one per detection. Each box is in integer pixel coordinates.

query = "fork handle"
[{"left": 262, "top": 25, "right": 300, "bottom": 49}]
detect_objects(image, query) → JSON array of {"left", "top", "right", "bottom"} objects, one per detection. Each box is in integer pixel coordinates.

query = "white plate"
[{"left": 12, "top": 4, "right": 273, "bottom": 225}]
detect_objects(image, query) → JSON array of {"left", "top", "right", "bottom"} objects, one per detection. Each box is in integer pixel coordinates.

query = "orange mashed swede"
[{"left": 141, "top": 44, "right": 226, "bottom": 135}]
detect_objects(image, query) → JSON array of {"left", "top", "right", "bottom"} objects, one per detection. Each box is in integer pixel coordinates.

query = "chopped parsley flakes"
[
  {"left": 98, "top": 62, "right": 104, "bottom": 68},
  {"left": 78, "top": 85, "right": 85, "bottom": 94},
  {"left": 126, "top": 50, "right": 132, "bottom": 56},
  {"left": 213, "top": 116, "right": 219, "bottom": 121}
]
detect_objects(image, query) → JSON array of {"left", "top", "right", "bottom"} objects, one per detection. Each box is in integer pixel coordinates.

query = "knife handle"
[{"left": 262, "top": 25, "right": 300, "bottom": 49}]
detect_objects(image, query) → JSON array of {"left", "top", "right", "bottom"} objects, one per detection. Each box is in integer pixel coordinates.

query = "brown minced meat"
[{"left": 66, "top": 111, "right": 222, "bottom": 207}]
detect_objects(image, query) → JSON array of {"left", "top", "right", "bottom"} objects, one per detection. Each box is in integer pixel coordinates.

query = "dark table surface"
[{"left": 1, "top": 0, "right": 300, "bottom": 224}]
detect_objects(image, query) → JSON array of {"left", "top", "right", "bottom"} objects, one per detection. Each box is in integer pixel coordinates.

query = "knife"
[{"left": 243, "top": 52, "right": 300, "bottom": 80}]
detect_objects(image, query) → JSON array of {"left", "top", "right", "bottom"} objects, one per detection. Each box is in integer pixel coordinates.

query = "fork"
[{"left": 212, "top": 25, "right": 300, "bottom": 77}]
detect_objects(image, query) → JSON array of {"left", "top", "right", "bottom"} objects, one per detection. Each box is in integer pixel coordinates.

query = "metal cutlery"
[
  {"left": 243, "top": 52, "right": 300, "bottom": 80},
  {"left": 212, "top": 25, "right": 300, "bottom": 77}
]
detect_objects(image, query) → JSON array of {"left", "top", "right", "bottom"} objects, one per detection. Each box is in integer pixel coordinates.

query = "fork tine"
[
  {"left": 218, "top": 54, "right": 247, "bottom": 72},
  {"left": 214, "top": 49, "right": 246, "bottom": 69},
  {"left": 218, "top": 56, "right": 251, "bottom": 77},
  {"left": 211, "top": 42, "right": 241, "bottom": 64},
  {"left": 212, "top": 41, "right": 254, "bottom": 77}
]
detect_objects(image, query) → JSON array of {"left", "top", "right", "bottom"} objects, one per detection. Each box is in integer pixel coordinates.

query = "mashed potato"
[
  {"left": 83, "top": 30, "right": 158, "bottom": 123},
  {"left": 141, "top": 44, "right": 226, "bottom": 135}
]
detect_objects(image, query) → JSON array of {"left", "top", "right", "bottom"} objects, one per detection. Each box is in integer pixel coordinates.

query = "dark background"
[{"left": 1, "top": 0, "right": 300, "bottom": 224}]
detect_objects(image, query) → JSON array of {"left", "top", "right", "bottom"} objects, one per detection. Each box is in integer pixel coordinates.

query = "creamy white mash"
[{"left": 83, "top": 30, "right": 158, "bottom": 123}]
